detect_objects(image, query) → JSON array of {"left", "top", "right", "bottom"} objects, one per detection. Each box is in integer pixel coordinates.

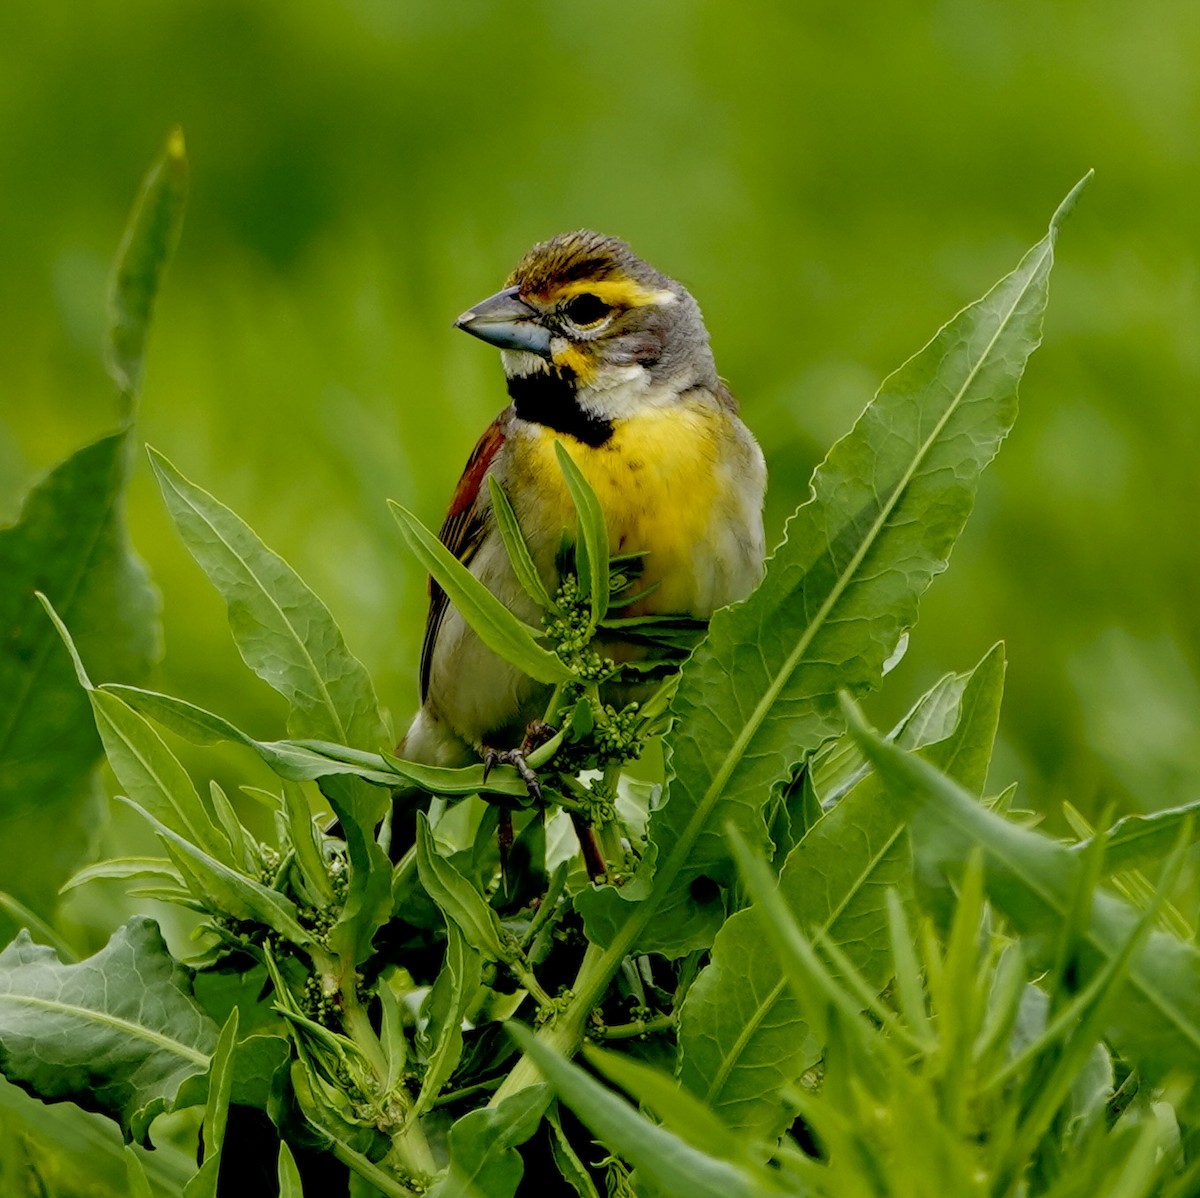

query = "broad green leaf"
[
  {"left": 107, "top": 127, "right": 188, "bottom": 408},
  {"left": 578, "top": 183, "right": 1079, "bottom": 956},
  {"left": 0, "top": 1077, "right": 196, "bottom": 1198},
  {"left": 487, "top": 475, "right": 557, "bottom": 610},
  {"left": 277, "top": 1141, "right": 304, "bottom": 1198},
  {"left": 509, "top": 1025, "right": 779, "bottom": 1198},
  {"left": 124, "top": 1145, "right": 155, "bottom": 1198},
  {"left": 677, "top": 643, "right": 1005, "bottom": 1141},
  {"left": 416, "top": 814, "right": 513, "bottom": 964},
  {"left": 0, "top": 433, "right": 158, "bottom": 937},
  {"left": 0, "top": 918, "right": 218, "bottom": 1143},
  {"left": 845, "top": 699, "right": 1200, "bottom": 1087},
  {"left": 389, "top": 500, "right": 573, "bottom": 685},
  {"left": 425, "top": 1085, "right": 548, "bottom": 1198},
  {"left": 149, "top": 447, "right": 388, "bottom": 751},
  {"left": 209, "top": 780, "right": 256, "bottom": 875},
  {"left": 127, "top": 803, "right": 314, "bottom": 948},
  {"left": 183, "top": 1009, "right": 238, "bottom": 1198},
  {"left": 415, "top": 920, "right": 482, "bottom": 1116},
  {"left": 554, "top": 440, "right": 609, "bottom": 627}
]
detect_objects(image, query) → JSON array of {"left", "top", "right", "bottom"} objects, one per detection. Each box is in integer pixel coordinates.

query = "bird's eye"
[{"left": 562, "top": 292, "right": 613, "bottom": 329}]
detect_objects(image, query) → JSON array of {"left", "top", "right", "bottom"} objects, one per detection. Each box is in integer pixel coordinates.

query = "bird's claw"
[{"left": 482, "top": 746, "right": 543, "bottom": 802}]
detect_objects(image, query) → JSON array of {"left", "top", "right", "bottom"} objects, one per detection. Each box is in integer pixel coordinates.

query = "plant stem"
[
  {"left": 595, "top": 1013, "right": 674, "bottom": 1040},
  {"left": 329, "top": 1138, "right": 421, "bottom": 1198}
]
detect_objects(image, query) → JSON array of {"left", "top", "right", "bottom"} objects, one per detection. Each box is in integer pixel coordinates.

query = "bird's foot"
[
  {"left": 481, "top": 721, "right": 556, "bottom": 803},
  {"left": 481, "top": 744, "right": 543, "bottom": 801}
]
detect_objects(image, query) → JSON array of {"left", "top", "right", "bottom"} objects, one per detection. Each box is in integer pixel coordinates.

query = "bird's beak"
[{"left": 454, "top": 285, "right": 552, "bottom": 357}]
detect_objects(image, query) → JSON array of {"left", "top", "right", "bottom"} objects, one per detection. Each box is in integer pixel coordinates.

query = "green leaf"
[
  {"left": 90, "top": 686, "right": 232, "bottom": 862},
  {"left": 487, "top": 475, "right": 557, "bottom": 611},
  {"left": 282, "top": 782, "right": 336, "bottom": 905},
  {"left": 389, "top": 500, "right": 573, "bottom": 686},
  {"left": 0, "top": 918, "right": 218, "bottom": 1143},
  {"left": 60, "top": 857, "right": 180, "bottom": 893},
  {"left": 277, "top": 1141, "right": 304, "bottom": 1198},
  {"left": 183, "top": 1009, "right": 238, "bottom": 1198},
  {"left": 844, "top": 697, "right": 1200, "bottom": 1087},
  {"left": 578, "top": 184, "right": 1073, "bottom": 956},
  {"left": 425, "top": 1085, "right": 549, "bottom": 1198},
  {"left": 101, "top": 683, "right": 402, "bottom": 789},
  {"left": 546, "top": 1103, "right": 601, "bottom": 1198},
  {"left": 106, "top": 127, "right": 188, "bottom": 407},
  {"left": 416, "top": 814, "right": 513, "bottom": 964},
  {"left": 0, "top": 432, "right": 159, "bottom": 937},
  {"left": 320, "top": 775, "right": 395, "bottom": 965},
  {"left": 124, "top": 1145, "right": 155, "bottom": 1198},
  {"left": 1073, "top": 800, "right": 1200, "bottom": 876},
  {"left": 553, "top": 440, "right": 609, "bottom": 628},
  {"left": 127, "top": 802, "right": 314, "bottom": 948},
  {"left": 415, "top": 920, "right": 482, "bottom": 1116},
  {"left": 148, "top": 446, "right": 388, "bottom": 750},
  {"left": 508, "top": 1025, "right": 778, "bottom": 1198},
  {"left": 583, "top": 1044, "right": 777, "bottom": 1181},
  {"left": 677, "top": 643, "right": 1005, "bottom": 1141}
]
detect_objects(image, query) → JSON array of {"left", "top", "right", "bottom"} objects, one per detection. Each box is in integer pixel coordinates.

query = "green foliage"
[
  {"left": 0, "top": 919, "right": 216, "bottom": 1142},
  {"left": 3, "top": 141, "right": 1198, "bottom": 1198}
]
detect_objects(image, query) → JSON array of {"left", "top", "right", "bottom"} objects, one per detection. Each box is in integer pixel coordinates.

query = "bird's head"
[{"left": 455, "top": 231, "right": 717, "bottom": 443}]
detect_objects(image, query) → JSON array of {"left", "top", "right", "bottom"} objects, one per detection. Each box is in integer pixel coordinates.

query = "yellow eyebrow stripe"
[{"left": 556, "top": 278, "right": 676, "bottom": 308}]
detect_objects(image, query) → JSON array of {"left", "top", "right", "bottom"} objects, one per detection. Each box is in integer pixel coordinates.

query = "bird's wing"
[{"left": 419, "top": 415, "right": 508, "bottom": 703}]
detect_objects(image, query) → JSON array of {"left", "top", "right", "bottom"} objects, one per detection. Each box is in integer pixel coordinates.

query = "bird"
[{"left": 400, "top": 230, "right": 767, "bottom": 778}]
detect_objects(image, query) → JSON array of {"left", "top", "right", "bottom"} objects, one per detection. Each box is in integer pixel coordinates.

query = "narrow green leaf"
[
  {"left": 509, "top": 1024, "right": 776, "bottom": 1198},
  {"left": 487, "top": 475, "right": 557, "bottom": 610},
  {"left": 579, "top": 185, "right": 1074, "bottom": 956},
  {"left": 282, "top": 782, "right": 336, "bottom": 905},
  {"left": 277, "top": 1141, "right": 305, "bottom": 1198},
  {"left": 553, "top": 440, "right": 609, "bottom": 627},
  {"left": 0, "top": 891, "right": 77, "bottom": 959},
  {"left": 149, "top": 446, "right": 388, "bottom": 751},
  {"left": 79, "top": 672, "right": 230, "bottom": 863},
  {"left": 389, "top": 500, "right": 572, "bottom": 685},
  {"left": 1073, "top": 800, "right": 1200, "bottom": 876},
  {"left": 209, "top": 780, "right": 255, "bottom": 875},
  {"left": 0, "top": 918, "right": 218, "bottom": 1143},
  {"left": 102, "top": 684, "right": 401, "bottom": 788},
  {"left": 106, "top": 127, "right": 188, "bottom": 406},
  {"left": 546, "top": 1103, "right": 601, "bottom": 1198},
  {"left": 676, "top": 644, "right": 1005, "bottom": 1140},
  {"left": 415, "top": 921, "right": 482, "bottom": 1115},
  {"left": 583, "top": 1044, "right": 777, "bottom": 1181},
  {"left": 60, "top": 856, "right": 180, "bottom": 893},
  {"left": 183, "top": 1008, "right": 238, "bottom": 1198},
  {"left": 125, "top": 801, "right": 313, "bottom": 948},
  {"left": 0, "top": 433, "right": 158, "bottom": 937},
  {"left": 378, "top": 981, "right": 407, "bottom": 1096},
  {"left": 416, "top": 814, "right": 513, "bottom": 964},
  {"left": 321, "top": 775, "right": 394, "bottom": 966},
  {"left": 844, "top": 698, "right": 1200, "bottom": 1086}
]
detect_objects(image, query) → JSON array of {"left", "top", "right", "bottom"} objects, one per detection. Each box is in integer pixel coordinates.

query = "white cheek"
[{"left": 502, "top": 350, "right": 549, "bottom": 376}]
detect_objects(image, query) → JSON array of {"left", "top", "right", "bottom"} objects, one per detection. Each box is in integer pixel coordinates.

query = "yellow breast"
[{"left": 517, "top": 404, "right": 725, "bottom": 614}]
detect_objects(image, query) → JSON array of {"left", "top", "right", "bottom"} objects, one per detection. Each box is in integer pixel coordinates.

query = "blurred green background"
[{"left": 3, "top": 0, "right": 1199, "bottom": 839}]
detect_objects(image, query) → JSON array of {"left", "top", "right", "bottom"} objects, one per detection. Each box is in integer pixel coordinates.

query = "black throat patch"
[{"left": 506, "top": 367, "right": 613, "bottom": 447}]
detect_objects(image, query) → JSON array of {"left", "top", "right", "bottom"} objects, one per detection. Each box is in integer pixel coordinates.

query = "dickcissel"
[{"left": 401, "top": 230, "right": 767, "bottom": 770}]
